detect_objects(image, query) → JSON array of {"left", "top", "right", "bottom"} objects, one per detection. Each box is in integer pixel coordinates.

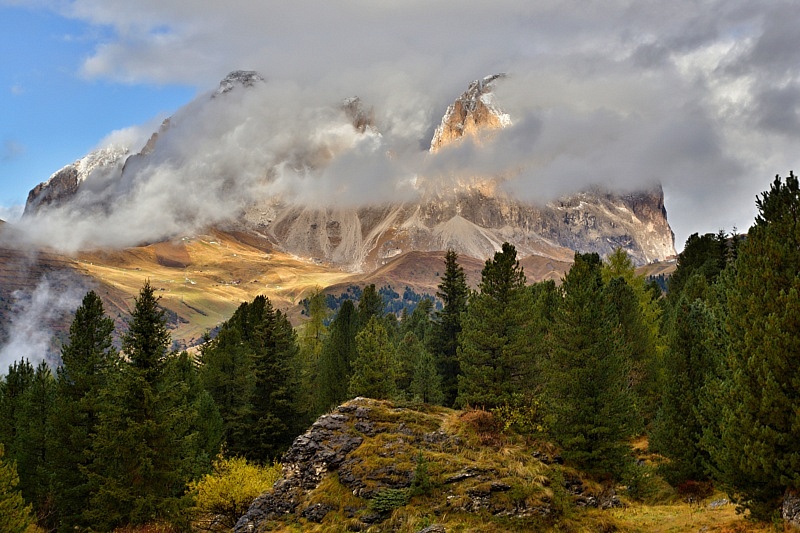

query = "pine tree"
[
  {"left": 199, "top": 320, "right": 254, "bottom": 456},
  {"left": 317, "top": 300, "right": 358, "bottom": 411},
  {"left": 297, "top": 287, "right": 328, "bottom": 418},
  {"left": 667, "top": 232, "right": 727, "bottom": 299},
  {"left": 650, "top": 290, "right": 714, "bottom": 485},
  {"left": 357, "top": 284, "right": 384, "bottom": 329},
  {"left": 0, "top": 359, "right": 35, "bottom": 456},
  {"left": 430, "top": 250, "right": 469, "bottom": 406},
  {"left": 457, "top": 243, "right": 534, "bottom": 409},
  {"left": 49, "top": 290, "right": 117, "bottom": 531},
  {"left": 408, "top": 335, "right": 444, "bottom": 405},
  {"left": 543, "top": 253, "right": 635, "bottom": 479},
  {"left": 15, "top": 360, "right": 54, "bottom": 519},
  {"left": 86, "top": 280, "right": 192, "bottom": 529},
  {"left": 245, "top": 296, "right": 301, "bottom": 462},
  {"left": 706, "top": 173, "right": 800, "bottom": 519},
  {"left": 0, "top": 444, "right": 36, "bottom": 533},
  {"left": 349, "top": 316, "right": 397, "bottom": 400}
]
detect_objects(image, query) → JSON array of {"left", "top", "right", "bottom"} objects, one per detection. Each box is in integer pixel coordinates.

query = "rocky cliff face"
[
  {"left": 23, "top": 71, "right": 675, "bottom": 266},
  {"left": 239, "top": 74, "right": 674, "bottom": 267},
  {"left": 430, "top": 74, "right": 510, "bottom": 151}
]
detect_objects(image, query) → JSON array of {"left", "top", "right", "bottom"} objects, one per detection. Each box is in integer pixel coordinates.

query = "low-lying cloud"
[
  {"left": 8, "top": 0, "right": 800, "bottom": 250},
  {"left": 0, "top": 272, "right": 87, "bottom": 373}
]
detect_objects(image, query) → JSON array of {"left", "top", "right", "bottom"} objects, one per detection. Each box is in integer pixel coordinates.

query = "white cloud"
[
  {"left": 0, "top": 204, "right": 23, "bottom": 222},
  {"left": 11, "top": 0, "right": 800, "bottom": 249},
  {"left": 0, "top": 273, "right": 86, "bottom": 372}
]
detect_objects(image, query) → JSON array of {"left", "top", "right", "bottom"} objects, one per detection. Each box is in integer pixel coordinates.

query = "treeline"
[
  {"left": 0, "top": 172, "right": 799, "bottom": 529},
  {"left": 300, "top": 284, "right": 440, "bottom": 322}
]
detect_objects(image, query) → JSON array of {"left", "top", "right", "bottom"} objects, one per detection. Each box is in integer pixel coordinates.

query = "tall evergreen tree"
[
  {"left": 349, "top": 316, "right": 397, "bottom": 400},
  {"left": 297, "top": 287, "right": 328, "bottom": 418},
  {"left": 457, "top": 243, "right": 534, "bottom": 409},
  {"left": 49, "top": 290, "right": 117, "bottom": 531},
  {"left": 87, "top": 280, "right": 193, "bottom": 529},
  {"left": 199, "top": 323, "right": 254, "bottom": 456},
  {"left": 317, "top": 300, "right": 358, "bottom": 411},
  {"left": 15, "top": 360, "right": 54, "bottom": 520},
  {"left": 407, "top": 334, "right": 444, "bottom": 405},
  {"left": 667, "top": 232, "right": 727, "bottom": 299},
  {"left": 650, "top": 290, "right": 715, "bottom": 484},
  {"left": 705, "top": 173, "right": 800, "bottom": 519},
  {"left": 543, "top": 253, "right": 635, "bottom": 479},
  {"left": 0, "top": 359, "right": 35, "bottom": 456},
  {"left": 430, "top": 250, "right": 469, "bottom": 406},
  {"left": 244, "top": 296, "right": 302, "bottom": 462},
  {"left": 357, "top": 284, "right": 384, "bottom": 329},
  {"left": 0, "top": 444, "right": 36, "bottom": 533}
]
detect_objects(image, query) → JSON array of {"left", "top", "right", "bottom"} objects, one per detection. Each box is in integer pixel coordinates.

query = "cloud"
[
  {"left": 11, "top": 0, "right": 800, "bottom": 250},
  {"left": 1, "top": 139, "right": 25, "bottom": 161},
  {"left": 0, "top": 272, "right": 86, "bottom": 372},
  {"left": 0, "top": 204, "right": 23, "bottom": 222},
  {"left": 10, "top": 84, "right": 24, "bottom": 95}
]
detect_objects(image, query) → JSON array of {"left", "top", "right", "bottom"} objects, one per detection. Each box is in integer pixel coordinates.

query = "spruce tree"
[
  {"left": 0, "top": 359, "right": 35, "bottom": 455},
  {"left": 650, "top": 290, "right": 714, "bottom": 485},
  {"left": 297, "top": 287, "right": 328, "bottom": 418},
  {"left": 430, "top": 250, "right": 469, "bottom": 406},
  {"left": 0, "top": 444, "right": 36, "bottom": 533},
  {"left": 349, "top": 316, "right": 397, "bottom": 400},
  {"left": 245, "top": 296, "right": 301, "bottom": 462},
  {"left": 15, "top": 360, "right": 54, "bottom": 519},
  {"left": 706, "top": 173, "right": 800, "bottom": 519},
  {"left": 86, "top": 280, "right": 190, "bottom": 529},
  {"left": 199, "top": 318, "right": 255, "bottom": 456},
  {"left": 49, "top": 290, "right": 117, "bottom": 531},
  {"left": 457, "top": 243, "right": 534, "bottom": 409},
  {"left": 544, "top": 253, "right": 635, "bottom": 479},
  {"left": 408, "top": 335, "right": 444, "bottom": 405},
  {"left": 357, "top": 284, "right": 384, "bottom": 329},
  {"left": 317, "top": 300, "right": 358, "bottom": 410}
]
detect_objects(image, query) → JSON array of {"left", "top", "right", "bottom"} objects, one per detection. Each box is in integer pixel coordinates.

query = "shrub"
[
  {"left": 461, "top": 409, "right": 503, "bottom": 445},
  {"left": 370, "top": 488, "right": 409, "bottom": 513},
  {"left": 409, "top": 453, "right": 432, "bottom": 497},
  {"left": 189, "top": 454, "right": 282, "bottom": 531}
]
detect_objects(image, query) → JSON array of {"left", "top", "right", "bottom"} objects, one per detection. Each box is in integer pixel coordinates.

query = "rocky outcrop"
[
  {"left": 214, "top": 70, "right": 265, "bottom": 97},
  {"left": 784, "top": 490, "right": 800, "bottom": 529},
  {"left": 233, "top": 398, "right": 623, "bottom": 532},
  {"left": 430, "top": 74, "right": 510, "bottom": 151},
  {"left": 23, "top": 146, "right": 128, "bottom": 216}
]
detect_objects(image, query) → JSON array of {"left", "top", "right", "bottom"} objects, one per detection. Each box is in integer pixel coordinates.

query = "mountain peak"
[
  {"left": 214, "top": 70, "right": 265, "bottom": 97},
  {"left": 430, "top": 74, "right": 510, "bottom": 152}
]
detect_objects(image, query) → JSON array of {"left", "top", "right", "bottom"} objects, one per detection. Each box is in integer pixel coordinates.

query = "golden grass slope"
[{"left": 73, "top": 230, "right": 353, "bottom": 347}]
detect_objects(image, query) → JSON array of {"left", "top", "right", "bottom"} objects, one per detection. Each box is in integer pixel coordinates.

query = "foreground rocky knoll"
[{"left": 234, "top": 398, "right": 620, "bottom": 532}]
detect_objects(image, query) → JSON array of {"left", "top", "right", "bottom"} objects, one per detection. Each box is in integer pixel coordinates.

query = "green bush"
[{"left": 370, "top": 488, "right": 409, "bottom": 513}]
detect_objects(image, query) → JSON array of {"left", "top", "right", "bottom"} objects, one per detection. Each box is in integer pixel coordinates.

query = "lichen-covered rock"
[
  {"left": 784, "top": 490, "right": 800, "bottom": 529},
  {"left": 234, "top": 405, "right": 365, "bottom": 532}
]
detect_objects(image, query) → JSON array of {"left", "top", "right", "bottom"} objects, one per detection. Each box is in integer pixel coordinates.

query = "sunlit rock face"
[
  {"left": 248, "top": 74, "right": 675, "bottom": 269},
  {"left": 430, "top": 74, "right": 510, "bottom": 152},
  {"left": 23, "top": 71, "right": 675, "bottom": 268}
]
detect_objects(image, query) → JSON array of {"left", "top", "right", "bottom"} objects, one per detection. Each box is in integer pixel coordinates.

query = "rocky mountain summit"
[
  {"left": 23, "top": 71, "right": 675, "bottom": 266},
  {"left": 23, "top": 145, "right": 129, "bottom": 216},
  {"left": 234, "top": 397, "right": 621, "bottom": 532}
]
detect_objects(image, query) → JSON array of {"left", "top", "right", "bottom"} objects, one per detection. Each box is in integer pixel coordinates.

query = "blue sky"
[
  {"left": 0, "top": 4, "right": 195, "bottom": 215},
  {"left": 0, "top": 0, "right": 798, "bottom": 250}
]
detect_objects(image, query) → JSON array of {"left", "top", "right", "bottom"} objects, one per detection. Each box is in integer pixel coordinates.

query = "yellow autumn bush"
[{"left": 190, "top": 453, "right": 282, "bottom": 531}]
